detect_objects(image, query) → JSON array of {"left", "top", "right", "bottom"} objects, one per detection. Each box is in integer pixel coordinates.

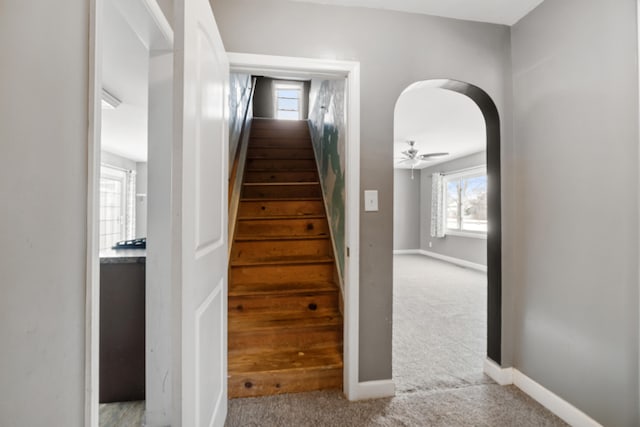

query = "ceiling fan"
[{"left": 395, "top": 140, "right": 449, "bottom": 168}]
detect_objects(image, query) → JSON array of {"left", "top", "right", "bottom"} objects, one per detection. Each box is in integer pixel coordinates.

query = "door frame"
[
  {"left": 86, "top": 1, "right": 173, "bottom": 425},
  {"left": 227, "top": 52, "right": 363, "bottom": 400},
  {"left": 392, "top": 78, "right": 503, "bottom": 367}
]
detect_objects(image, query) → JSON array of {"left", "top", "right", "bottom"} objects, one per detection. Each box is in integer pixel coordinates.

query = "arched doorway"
[{"left": 392, "top": 79, "right": 501, "bottom": 390}]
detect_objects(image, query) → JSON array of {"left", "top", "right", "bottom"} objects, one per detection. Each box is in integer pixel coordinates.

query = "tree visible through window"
[{"left": 445, "top": 169, "right": 487, "bottom": 233}]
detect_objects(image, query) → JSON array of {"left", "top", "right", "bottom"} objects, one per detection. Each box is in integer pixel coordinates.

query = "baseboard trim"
[
  {"left": 483, "top": 359, "right": 513, "bottom": 385},
  {"left": 350, "top": 379, "right": 396, "bottom": 401},
  {"left": 393, "top": 249, "right": 421, "bottom": 255},
  {"left": 513, "top": 370, "right": 602, "bottom": 427},
  {"left": 418, "top": 250, "right": 487, "bottom": 272},
  {"left": 484, "top": 359, "right": 602, "bottom": 427}
]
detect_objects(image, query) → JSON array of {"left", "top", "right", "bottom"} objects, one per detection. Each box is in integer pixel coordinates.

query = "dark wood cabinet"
[{"left": 99, "top": 255, "right": 145, "bottom": 403}]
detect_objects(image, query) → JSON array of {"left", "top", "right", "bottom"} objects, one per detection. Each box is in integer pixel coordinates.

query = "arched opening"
[{"left": 392, "top": 79, "right": 501, "bottom": 391}]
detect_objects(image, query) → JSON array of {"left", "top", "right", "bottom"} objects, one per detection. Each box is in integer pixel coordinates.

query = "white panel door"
[{"left": 173, "top": 0, "right": 229, "bottom": 426}]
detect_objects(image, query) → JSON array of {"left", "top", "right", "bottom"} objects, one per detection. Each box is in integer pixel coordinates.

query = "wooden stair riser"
[
  {"left": 247, "top": 147, "right": 315, "bottom": 160},
  {"left": 230, "top": 263, "right": 334, "bottom": 285},
  {"left": 236, "top": 218, "right": 329, "bottom": 237},
  {"left": 231, "top": 238, "right": 332, "bottom": 261},
  {"left": 250, "top": 119, "right": 309, "bottom": 130},
  {"left": 244, "top": 171, "right": 318, "bottom": 183},
  {"left": 246, "top": 158, "right": 317, "bottom": 171},
  {"left": 229, "top": 281, "right": 338, "bottom": 297},
  {"left": 249, "top": 138, "right": 311, "bottom": 149},
  {"left": 228, "top": 325, "right": 342, "bottom": 355},
  {"left": 238, "top": 200, "right": 325, "bottom": 217},
  {"left": 229, "top": 291, "right": 339, "bottom": 319},
  {"left": 242, "top": 183, "right": 321, "bottom": 199},
  {"left": 228, "top": 366, "right": 342, "bottom": 398},
  {"left": 250, "top": 128, "right": 310, "bottom": 139}
]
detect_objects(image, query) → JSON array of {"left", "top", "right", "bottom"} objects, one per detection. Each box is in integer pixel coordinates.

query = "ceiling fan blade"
[
  {"left": 395, "top": 158, "right": 412, "bottom": 165},
  {"left": 418, "top": 152, "right": 449, "bottom": 160}
]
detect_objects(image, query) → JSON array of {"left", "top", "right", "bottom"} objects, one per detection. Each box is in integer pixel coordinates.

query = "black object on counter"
[{"left": 112, "top": 237, "right": 146, "bottom": 249}]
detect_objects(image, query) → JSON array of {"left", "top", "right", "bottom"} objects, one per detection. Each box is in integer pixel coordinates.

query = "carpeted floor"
[
  {"left": 99, "top": 400, "right": 144, "bottom": 427},
  {"left": 225, "top": 255, "right": 568, "bottom": 427},
  {"left": 393, "top": 254, "right": 491, "bottom": 393}
]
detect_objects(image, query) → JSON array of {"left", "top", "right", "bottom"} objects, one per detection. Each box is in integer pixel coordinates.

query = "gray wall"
[
  {"left": 420, "top": 152, "right": 487, "bottom": 266},
  {"left": 0, "top": 1, "right": 88, "bottom": 426},
  {"left": 393, "top": 169, "right": 421, "bottom": 250},
  {"left": 253, "top": 76, "right": 311, "bottom": 119},
  {"left": 212, "top": 0, "right": 514, "bottom": 381},
  {"left": 511, "top": 1, "right": 639, "bottom": 426}
]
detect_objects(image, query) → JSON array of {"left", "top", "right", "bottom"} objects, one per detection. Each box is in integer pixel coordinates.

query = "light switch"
[{"left": 364, "top": 190, "right": 378, "bottom": 212}]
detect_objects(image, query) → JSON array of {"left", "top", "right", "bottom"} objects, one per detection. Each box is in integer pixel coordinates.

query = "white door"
[{"left": 173, "top": 0, "right": 229, "bottom": 426}]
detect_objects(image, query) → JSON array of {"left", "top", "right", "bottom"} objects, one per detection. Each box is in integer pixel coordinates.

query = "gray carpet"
[
  {"left": 99, "top": 400, "right": 144, "bottom": 427},
  {"left": 393, "top": 254, "right": 491, "bottom": 393},
  {"left": 225, "top": 255, "right": 568, "bottom": 426}
]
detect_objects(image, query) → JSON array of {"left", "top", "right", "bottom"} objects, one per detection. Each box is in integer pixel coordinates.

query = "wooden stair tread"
[
  {"left": 243, "top": 181, "right": 320, "bottom": 187},
  {"left": 229, "top": 313, "right": 342, "bottom": 333},
  {"left": 244, "top": 168, "right": 317, "bottom": 172},
  {"left": 229, "top": 281, "right": 338, "bottom": 297},
  {"left": 228, "top": 347, "right": 343, "bottom": 373},
  {"left": 230, "top": 255, "right": 334, "bottom": 267},
  {"left": 237, "top": 214, "right": 325, "bottom": 221},
  {"left": 240, "top": 197, "right": 322, "bottom": 202},
  {"left": 234, "top": 235, "right": 329, "bottom": 242}
]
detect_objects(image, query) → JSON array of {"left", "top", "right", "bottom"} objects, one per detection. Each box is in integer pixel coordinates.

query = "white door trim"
[
  {"left": 86, "top": 1, "right": 173, "bottom": 425},
  {"left": 227, "top": 52, "right": 362, "bottom": 400},
  {"left": 86, "top": 2, "right": 102, "bottom": 426}
]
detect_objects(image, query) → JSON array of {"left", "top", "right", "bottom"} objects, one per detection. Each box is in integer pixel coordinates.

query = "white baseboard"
[
  {"left": 513, "top": 370, "right": 602, "bottom": 427},
  {"left": 350, "top": 380, "right": 396, "bottom": 401},
  {"left": 483, "top": 359, "right": 513, "bottom": 385},
  {"left": 484, "top": 359, "right": 602, "bottom": 427},
  {"left": 393, "top": 249, "right": 421, "bottom": 255},
  {"left": 418, "top": 249, "right": 487, "bottom": 272}
]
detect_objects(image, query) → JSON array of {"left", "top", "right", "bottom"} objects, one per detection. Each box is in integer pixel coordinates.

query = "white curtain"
[{"left": 430, "top": 172, "right": 445, "bottom": 238}]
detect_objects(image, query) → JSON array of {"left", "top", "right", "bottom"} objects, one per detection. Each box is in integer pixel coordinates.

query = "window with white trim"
[
  {"left": 99, "top": 165, "right": 135, "bottom": 250},
  {"left": 444, "top": 167, "right": 487, "bottom": 235},
  {"left": 274, "top": 82, "right": 302, "bottom": 120}
]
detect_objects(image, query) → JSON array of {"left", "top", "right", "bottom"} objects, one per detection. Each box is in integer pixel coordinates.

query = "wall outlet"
[{"left": 429, "top": 241, "right": 433, "bottom": 248}]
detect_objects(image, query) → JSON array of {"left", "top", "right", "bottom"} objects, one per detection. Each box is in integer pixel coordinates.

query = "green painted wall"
[{"left": 308, "top": 79, "right": 346, "bottom": 282}]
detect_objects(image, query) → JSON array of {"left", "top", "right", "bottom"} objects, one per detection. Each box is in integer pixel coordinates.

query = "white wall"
[
  {"left": 420, "top": 152, "right": 487, "bottom": 266},
  {"left": 393, "top": 169, "right": 421, "bottom": 250},
  {"left": 511, "top": 1, "right": 639, "bottom": 425},
  {"left": 0, "top": 1, "right": 88, "bottom": 426},
  {"left": 228, "top": 72, "right": 252, "bottom": 167},
  {"left": 136, "top": 162, "right": 148, "bottom": 238},
  {"left": 102, "top": 150, "right": 137, "bottom": 171},
  {"left": 145, "top": 51, "right": 173, "bottom": 427}
]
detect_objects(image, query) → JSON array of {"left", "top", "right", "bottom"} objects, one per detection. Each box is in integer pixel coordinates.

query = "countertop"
[{"left": 100, "top": 248, "right": 146, "bottom": 264}]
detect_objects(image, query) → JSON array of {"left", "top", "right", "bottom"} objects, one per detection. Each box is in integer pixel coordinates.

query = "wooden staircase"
[{"left": 228, "top": 118, "right": 343, "bottom": 398}]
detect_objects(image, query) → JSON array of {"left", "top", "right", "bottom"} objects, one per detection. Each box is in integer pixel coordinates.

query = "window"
[
  {"left": 274, "top": 82, "right": 302, "bottom": 120},
  {"left": 444, "top": 167, "right": 487, "bottom": 235},
  {"left": 99, "top": 165, "right": 135, "bottom": 250}
]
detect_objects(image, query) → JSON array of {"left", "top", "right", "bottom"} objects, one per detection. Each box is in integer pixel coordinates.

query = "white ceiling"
[
  {"left": 394, "top": 84, "right": 485, "bottom": 169},
  {"left": 285, "top": 0, "right": 544, "bottom": 25},
  {"left": 101, "top": 0, "right": 149, "bottom": 162}
]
